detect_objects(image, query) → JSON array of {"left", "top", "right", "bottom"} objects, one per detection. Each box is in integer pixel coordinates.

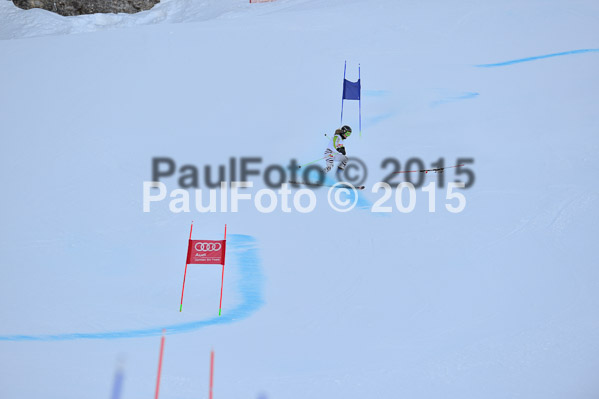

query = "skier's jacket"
[{"left": 326, "top": 130, "right": 346, "bottom": 155}]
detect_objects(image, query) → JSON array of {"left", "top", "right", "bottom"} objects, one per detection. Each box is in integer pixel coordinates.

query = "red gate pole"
[
  {"left": 179, "top": 221, "right": 194, "bottom": 312},
  {"left": 218, "top": 225, "right": 226, "bottom": 316},
  {"left": 154, "top": 329, "right": 166, "bottom": 399},
  {"left": 209, "top": 349, "right": 215, "bottom": 399}
]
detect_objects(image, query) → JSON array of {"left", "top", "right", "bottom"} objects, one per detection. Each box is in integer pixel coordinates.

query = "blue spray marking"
[
  {"left": 0, "top": 234, "right": 264, "bottom": 342},
  {"left": 324, "top": 175, "right": 372, "bottom": 211},
  {"left": 475, "top": 48, "right": 599, "bottom": 67},
  {"left": 364, "top": 112, "right": 394, "bottom": 128},
  {"left": 431, "top": 91, "right": 479, "bottom": 107},
  {"left": 362, "top": 89, "right": 394, "bottom": 128}
]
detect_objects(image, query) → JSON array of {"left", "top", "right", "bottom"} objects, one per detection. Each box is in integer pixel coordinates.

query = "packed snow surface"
[{"left": 1, "top": 0, "right": 598, "bottom": 398}]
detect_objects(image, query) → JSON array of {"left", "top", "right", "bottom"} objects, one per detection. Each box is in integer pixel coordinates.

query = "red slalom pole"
[
  {"left": 154, "top": 329, "right": 166, "bottom": 399},
  {"left": 179, "top": 221, "right": 194, "bottom": 312},
  {"left": 218, "top": 225, "right": 226, "bottom": 316},
  {"left": 218, "top": 265, "right": 225, "bottom": 316},
  {"left": 209, "top": 349, "right": 215, "bottom": 399}
]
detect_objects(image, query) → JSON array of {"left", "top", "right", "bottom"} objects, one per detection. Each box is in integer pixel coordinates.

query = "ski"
[
  {"left": 393, "top": 164, "right": 464, "bottom": 174},
  {"left": 288, "top": 180, "right": 365, "bottom": 190}
]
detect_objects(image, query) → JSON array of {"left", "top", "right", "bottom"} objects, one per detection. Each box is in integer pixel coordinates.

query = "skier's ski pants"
[{"left": 324, "top": 148, "right": 348, "bottom": 170}]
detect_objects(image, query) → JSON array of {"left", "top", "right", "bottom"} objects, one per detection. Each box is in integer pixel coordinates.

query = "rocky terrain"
[{"left": 12, "top": 0, "right": 160, "bottom": 16}]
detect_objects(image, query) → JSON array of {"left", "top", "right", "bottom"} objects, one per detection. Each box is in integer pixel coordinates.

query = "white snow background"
[{"left": 1, "top": 0, "right": 599, "bottom": 398}]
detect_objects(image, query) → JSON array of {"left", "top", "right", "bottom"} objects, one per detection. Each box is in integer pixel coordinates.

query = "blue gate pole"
[
  {"left": 358, "top": 64, "right": 362, "bottom": 137},
  {"left": 340, "top": 61, "right": 346, "bottom": 127}
]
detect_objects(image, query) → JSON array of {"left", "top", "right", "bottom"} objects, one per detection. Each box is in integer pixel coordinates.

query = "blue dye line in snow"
[
  {"left": 431, "top": 91, "right": 479, "bottom": 107},
  {"left": 0, "top": 234, "right": 264, "bottom": 342},
  {"left": 364, "top": 112, "right": 394, "bottom": 128},
  {"left": 475, "top": 48, "right": 599, "bottom": 67},
  {"left": 323, "top": 175, "right": 372, "bottom": 210}
]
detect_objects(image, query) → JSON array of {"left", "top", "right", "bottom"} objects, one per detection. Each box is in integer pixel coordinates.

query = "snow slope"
[{"left": 1, "top": 0, "right": 599, "bottom": 398}]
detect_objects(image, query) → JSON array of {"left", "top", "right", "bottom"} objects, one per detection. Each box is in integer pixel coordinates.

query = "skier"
[{"left": 324, "top": 125, "right": 352, "bottom": 173}]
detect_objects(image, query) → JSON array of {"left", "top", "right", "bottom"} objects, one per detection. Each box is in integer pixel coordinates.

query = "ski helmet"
[{"left": 341, "top": 125, "right": 352, "bottom": 138}]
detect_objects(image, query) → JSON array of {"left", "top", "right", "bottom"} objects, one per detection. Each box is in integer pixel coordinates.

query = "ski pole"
[{"left": 298, "top": 155, "right": 331, "bottom": 169}]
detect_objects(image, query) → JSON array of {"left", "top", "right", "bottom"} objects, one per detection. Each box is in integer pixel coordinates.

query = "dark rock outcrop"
[{"left": 13, "top": 0, "right": 160, "bottom": 16}]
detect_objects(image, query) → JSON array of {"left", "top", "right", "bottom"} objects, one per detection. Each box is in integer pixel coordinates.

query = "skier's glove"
[{"left": 336, "top": 146, "right": 346, "bottom": 155}]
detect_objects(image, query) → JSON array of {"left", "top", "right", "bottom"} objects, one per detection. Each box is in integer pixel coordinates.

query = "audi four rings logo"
[{"left": 194, "top": 242, "right": 222, "bottom": 252}]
